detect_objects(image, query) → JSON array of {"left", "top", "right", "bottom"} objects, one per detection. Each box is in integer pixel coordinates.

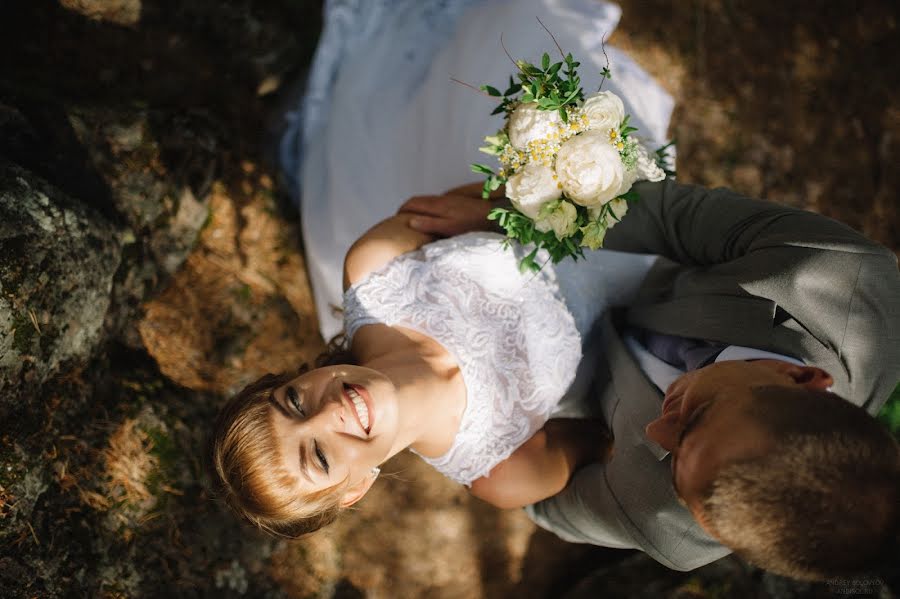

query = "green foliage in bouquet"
[
  {"left": 469, "top": 34, "right": 674, "bottom": 272},
  {"left": 482, "top": 52, "right": 585, "bottom": 123}
]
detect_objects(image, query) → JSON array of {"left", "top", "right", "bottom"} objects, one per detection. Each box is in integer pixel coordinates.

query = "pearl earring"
[{"left": 371, "top": 467, "right": 381, "bottom": 479}]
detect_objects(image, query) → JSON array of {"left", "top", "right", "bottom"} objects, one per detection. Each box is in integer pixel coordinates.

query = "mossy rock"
[{"left": 0, "top": 161, "right": 122, "bottom": 406}]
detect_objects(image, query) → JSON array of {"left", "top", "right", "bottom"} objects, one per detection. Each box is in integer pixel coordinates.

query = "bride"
[{"left": 211, "top": 0, "right": 672, "bottom": 538}]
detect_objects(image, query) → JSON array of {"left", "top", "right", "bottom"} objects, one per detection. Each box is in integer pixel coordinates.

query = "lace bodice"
[{"left": 344, "top": 232, "right": 658, "bottom": 485}]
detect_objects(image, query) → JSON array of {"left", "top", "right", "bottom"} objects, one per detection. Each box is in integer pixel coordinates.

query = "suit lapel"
[{"left": 600, "top": 310, "right": 669, "bottom": 460}]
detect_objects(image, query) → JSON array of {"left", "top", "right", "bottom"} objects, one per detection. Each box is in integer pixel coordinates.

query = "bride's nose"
[{"left": 308, "top": 394, "right": 346, "bottom": 432}]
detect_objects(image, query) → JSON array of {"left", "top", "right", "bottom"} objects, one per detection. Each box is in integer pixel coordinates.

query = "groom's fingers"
[
  {"left": 397, "top": 195, "right": 447, "bottom": 216},
  {"left": 400, "top": 194, "right": 499, "bottom": 236},
  {"left": 407, "top": 215, "right": 455, "bottom": 236}
]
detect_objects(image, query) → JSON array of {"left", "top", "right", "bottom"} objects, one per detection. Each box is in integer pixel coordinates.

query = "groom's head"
[{"left": 645, "top": 359, "right": 900, "bottom": 581}]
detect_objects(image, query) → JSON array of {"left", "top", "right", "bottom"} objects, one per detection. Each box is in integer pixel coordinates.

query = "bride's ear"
[{"left": 339, "top": 471, "right": 378, "bottom": 508}]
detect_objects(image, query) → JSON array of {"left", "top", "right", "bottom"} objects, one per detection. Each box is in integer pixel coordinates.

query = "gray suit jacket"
[{"left": 526, "top": 179, "right": 900, "bottom": 571}]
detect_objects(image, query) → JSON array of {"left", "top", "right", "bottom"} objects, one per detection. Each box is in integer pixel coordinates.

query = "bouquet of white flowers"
[{"left": 472, "top": 50, "right": 673, "bottom": 271}]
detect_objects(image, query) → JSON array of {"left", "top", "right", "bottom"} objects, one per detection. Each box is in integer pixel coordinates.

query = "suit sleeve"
[
  {"left": 524, "top": 463, "right": 636, "bottom": 549},
  {"left": 605, "top": 179, "right": 889, "bottom": 266},
  {"left": 607, "top": 179, "right": 900, "bottom": 413}
]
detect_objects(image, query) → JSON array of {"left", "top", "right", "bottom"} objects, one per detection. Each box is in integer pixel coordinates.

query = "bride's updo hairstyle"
[{"left": 210, "top": 340, "right": 356, "bottom": 539}]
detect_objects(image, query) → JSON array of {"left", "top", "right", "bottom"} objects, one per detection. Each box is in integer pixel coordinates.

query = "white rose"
[
  {"left": 603, "top": 198, "right": 629, "bottom": 226},
  {"left": 507, "top": 102, "right": 561, "bottom": 150},
  {"left": 556, "top": 131, "right": 626, "bottom": 207},
  {"left": 582, "top": 91, "right": 625, "bottom": 134},
  {"left": 580, "top": 220, "right": 607, "bottom": 250},
  {"left": 535, "top": 200, "right": 578, "bottom": 240},
  {"left": 505, "top": 163, "right": 561, "bottom": 218}
]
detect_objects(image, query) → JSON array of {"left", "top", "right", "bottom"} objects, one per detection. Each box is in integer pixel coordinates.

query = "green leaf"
[
  {"left": 481, "top": 85, "right": 502, "bottom": 97},
  {"left": 504, "top": 82, "right": 522, "bottom": 96},
  {"left": 542, "top": 52, "right": 550, "bottom": 70},
  {"left": 519, "top": 249, "right": 540, "bottom": 273},
  {"left": 490, "top": 104, "right": 506, "bottom": 116},
  {"left": 521, "top": 93, "right": 535, "bottom": 103},
  {"left": 559, "top": 107, "right": 568, "bottom": 123},
  {"left": 470, "top": 163, "right": 495, "bottom": 175},
  {"left": 619, "top": 189, "right": 640, "bottom": 202}
]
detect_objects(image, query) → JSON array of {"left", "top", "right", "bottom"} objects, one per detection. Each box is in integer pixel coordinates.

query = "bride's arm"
[
  {"left": 469, "top": 419, "right": 612, "bottom": 510},
  {"left": 342, "top": 214, "right": 435, "bottom": 290}
]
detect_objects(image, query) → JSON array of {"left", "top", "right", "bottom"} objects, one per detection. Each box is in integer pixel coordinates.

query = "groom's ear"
[
  {"left": 785, "top": 364, "right": 833, "bottom": 391},
  {"left": 339, "top": 474, "right": 377, "bottom": 508}
]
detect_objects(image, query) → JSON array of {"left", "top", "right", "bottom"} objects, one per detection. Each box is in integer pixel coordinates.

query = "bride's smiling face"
[{"left": 267, "top": 365, "right": 399, "bottom": 498}]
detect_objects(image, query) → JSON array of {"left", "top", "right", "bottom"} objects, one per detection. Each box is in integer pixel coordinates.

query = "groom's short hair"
[{"left": 701, "top": 387, "right": 899, "bottom": 581}]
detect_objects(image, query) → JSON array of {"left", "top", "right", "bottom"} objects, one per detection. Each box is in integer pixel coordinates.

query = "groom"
[{"left": 403, "top": 179, "right": 900, "bottom": 580}]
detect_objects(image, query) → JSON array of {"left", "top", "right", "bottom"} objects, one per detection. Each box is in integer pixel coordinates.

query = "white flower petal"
[
  {"left": 556, "top": 132, "right": 625, "bottom": 207},
  {"left": 506, "top": 163, "right": 561, "bottom": 218},
  {"left": 507, "top": 103, "right": 561, "bottom": 150}
]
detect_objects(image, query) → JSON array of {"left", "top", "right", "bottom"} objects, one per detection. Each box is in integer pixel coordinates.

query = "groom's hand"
[{"left": 398, "top": 192, "right": 505, "bottom": 238}]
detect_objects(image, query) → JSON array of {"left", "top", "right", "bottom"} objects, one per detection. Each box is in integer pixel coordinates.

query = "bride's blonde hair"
[{"left": 210, "top": 339, "right": 356, "bottom": 538}]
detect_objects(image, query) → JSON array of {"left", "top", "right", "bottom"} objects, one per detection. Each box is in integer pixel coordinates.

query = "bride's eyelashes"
[
  {"left": 314, "top": 440, "right": 329, "bottom": 474},
  {"left": 287, "top": 386, "right": 306, "bottom": 417}
]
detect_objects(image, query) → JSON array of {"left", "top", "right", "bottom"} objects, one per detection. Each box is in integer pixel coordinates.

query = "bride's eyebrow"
[
  {"left": 268, "top": 391, "right": 292, "bottom": 418},
  {"left": 268, "top": 392, "right": 315, "bottom": 482}
]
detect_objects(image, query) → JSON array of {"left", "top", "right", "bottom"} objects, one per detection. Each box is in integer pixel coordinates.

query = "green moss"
[
  {"left": 0, "top": 443, "right": 22, "bottom": 489},
  {"left": 145, "top": 427, "right": 179, "bottom": 500},
  {"left": 12, "top": 314, "right": 35, "bottom": 353},
  {"left": 233, "top": 283, "right": 252, "bottom": 304}
]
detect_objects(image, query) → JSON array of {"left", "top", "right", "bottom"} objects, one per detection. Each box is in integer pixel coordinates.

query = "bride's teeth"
[{"left": 346, "top": 387, "right": 369, "bottom": 430}]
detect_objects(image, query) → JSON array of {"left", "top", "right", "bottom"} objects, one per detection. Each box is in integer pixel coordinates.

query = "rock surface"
[{"left": 0, "top": 161, "right": 121, "bottom": 403}]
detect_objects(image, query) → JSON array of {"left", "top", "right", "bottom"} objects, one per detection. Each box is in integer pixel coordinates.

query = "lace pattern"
[{"left": 344, "top": 233, "right": 582, "bottom": 485}]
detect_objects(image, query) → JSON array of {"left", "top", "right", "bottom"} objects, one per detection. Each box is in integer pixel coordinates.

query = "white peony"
[
  {"left": 535, "top": 200, "right": 578, "bottom": 240},
  {"left": 507, "top": 102, "right": 561, "bottom": 150},
  {"left": 505, "top": 163, "right": 561, "bottom": 218},
  {"left": 556, "top": 131, "right": 626, "bottom": 207},
  {"left": 582, "top": 91, "right": 625, "bottom": 134}
]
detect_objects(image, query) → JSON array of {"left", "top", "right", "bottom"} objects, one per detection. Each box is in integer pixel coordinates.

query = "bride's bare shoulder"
[{"left": 343, "top": 214, "right": 434, "bottom": 290}]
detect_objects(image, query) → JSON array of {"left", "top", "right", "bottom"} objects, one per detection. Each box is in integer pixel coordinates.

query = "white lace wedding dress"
[
  {"left": 344, "top": 233, "right": 658, "bottom": 485},
  {"left": 282, "top": 0, "right": 675, "bottom": 340}
]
